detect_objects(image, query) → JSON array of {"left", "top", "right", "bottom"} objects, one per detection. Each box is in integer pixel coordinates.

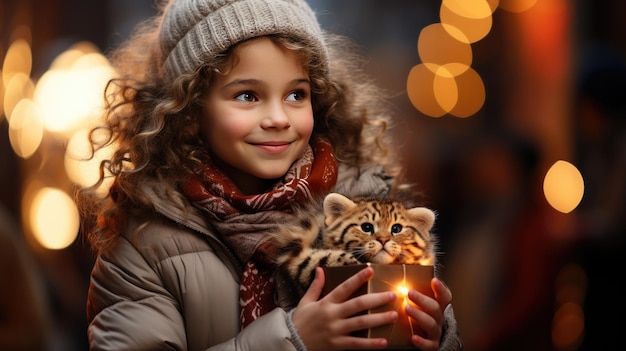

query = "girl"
[{"left": 80, "top": 0, "right": 463, "bottom": 350}]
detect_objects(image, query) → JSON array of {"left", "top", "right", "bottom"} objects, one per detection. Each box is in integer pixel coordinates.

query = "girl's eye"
[
  {"left": 391, "top": 223, "right": 403, "bottom": 234},
  {"left": 234, "top": 92, "right": 257, "bottom": 103},
  {"left": 286, "top": 90, "right": 307, "bottom": 102},
  {"left": 361, "top": 223, "right": 375, "bottom": 234}
]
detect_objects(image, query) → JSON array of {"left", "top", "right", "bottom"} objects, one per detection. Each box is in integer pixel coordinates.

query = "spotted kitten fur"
[{"left": 274, "top": 192, "right": 437, "bottom": 297}]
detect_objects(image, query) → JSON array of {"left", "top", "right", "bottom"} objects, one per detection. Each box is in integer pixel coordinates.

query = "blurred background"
[{"left": 1, "top": 0, "right": 624, "bottom": 350}]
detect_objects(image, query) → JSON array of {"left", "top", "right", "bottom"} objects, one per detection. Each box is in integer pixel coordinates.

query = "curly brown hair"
[{"left": 77, "top": 12, "right": 402, "bottom": 253}]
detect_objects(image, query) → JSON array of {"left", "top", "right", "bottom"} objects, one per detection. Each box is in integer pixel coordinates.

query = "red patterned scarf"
[{"left": 182, "top": 139, "right": 338, "bottom": 328}]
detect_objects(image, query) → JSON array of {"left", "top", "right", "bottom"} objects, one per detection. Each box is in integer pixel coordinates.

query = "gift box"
[{"left": 321, "top": 263, "right": 434, "bottom": 350}]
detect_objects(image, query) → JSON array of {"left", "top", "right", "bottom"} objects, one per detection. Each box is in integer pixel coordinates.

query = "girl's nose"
[{"left": 261, "top": 101, "right": 291, "bottom": 129}]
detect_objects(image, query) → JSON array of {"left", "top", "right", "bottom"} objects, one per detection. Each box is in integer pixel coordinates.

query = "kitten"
[{"left": 274, "top": 192, "right": 437, "bottom": 297}]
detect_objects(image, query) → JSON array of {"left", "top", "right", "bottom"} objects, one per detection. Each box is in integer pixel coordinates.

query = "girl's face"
[{"left": 200, "top": 37, "right": 314, "bottom": 194}]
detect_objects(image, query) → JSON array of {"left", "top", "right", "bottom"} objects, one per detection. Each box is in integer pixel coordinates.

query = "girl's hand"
[
  {"left": 292, "top": 266, "right": 399, "bottom": 351},
  {"left": 406, "top": 277, "right": 452, "bottom": 351}
]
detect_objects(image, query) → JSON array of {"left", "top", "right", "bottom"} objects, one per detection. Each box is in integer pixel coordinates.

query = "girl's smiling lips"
[{"left": 250, "top": 141, "right": 292, "bottom": 153}]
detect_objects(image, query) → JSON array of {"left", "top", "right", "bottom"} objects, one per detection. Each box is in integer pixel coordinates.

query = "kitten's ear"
[
  {"left": 407, "top": 207, "right": 436, "bottom": 233},
  {"left": 323, "top": 193, "right": 356, "bottom": 225}
]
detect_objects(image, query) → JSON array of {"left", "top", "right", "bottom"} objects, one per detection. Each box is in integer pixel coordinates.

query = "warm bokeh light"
[
  {"left": 418, "top": 23, "right": 472, "bottom": 77},
  {"left": 486, "top": 0, "right": 500, "bottom": 12},
  {"left": 442, "top": 0, "right": 495, "bottom": 19},
  {"left": 407, "top": 62, "right": 485, "bottom": 118},
  {"left": 407, "top": 64, "right": 447, "bottom": 118},
  {"left": 8, "top": 98, "right": 44, "bottom": 159},
  {"left": 0, "top": 69, "right": 4, "bottom": 120},
  {"left": 440, "top": 5, "right": 493, "bottom": 44},
  {"left": 29, "top": 187, "right": 80, "bottom": 250},
  {"left": 3, "top": 72, "right": 35, "bottom": 121},
  {"left": 49, "top": 41, "right": 102, "bottom": 70},
  {"left": 448, "top": 67, "right": 485, "bottom": 117},
  {"left": 433, "top": 66, "right": 459, "bottom": 113},
  {"left": 1, "top": 40, "right": 115, "bottom": 250},
  {"left": 499, "top": 0, "right": 539, "bottom": 13},
  {"left": 65, "top": 128, "right": 115, "bottom": 195},
  {"left": 2, "top": 38, "right": 32, "bottom": 86},
  {"left": 407, "top": 2, "right": 493, "bottom": 119},
  {"left": 552, "top": 263, "right": 587, "bottom": 350},
  {"left": 34, "top": 50, "right": 115, "bottom": 134},
  {"left": 551, "top": 302, "right": 584, "bottom": 350},
  {"left": 543, "top": 160, "right": 584, "bottom": 213}
]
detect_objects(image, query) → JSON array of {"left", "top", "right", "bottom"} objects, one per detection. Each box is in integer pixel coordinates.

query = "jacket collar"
[{"left": 141, "top": 180, "right": 244, "bottom": 275}]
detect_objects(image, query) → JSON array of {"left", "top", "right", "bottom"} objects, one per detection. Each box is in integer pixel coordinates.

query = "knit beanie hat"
[{"left": 159, "top": 0, "right": 328, "bottom": 82}]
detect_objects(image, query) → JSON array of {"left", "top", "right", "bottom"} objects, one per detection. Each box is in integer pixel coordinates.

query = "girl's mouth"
[{"left": 253, "top": 142, "right": 291, "bottom": 153}]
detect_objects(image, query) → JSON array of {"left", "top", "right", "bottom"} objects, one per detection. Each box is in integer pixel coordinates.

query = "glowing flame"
[
  {"left": 397, "top": 284, "right": 409, "bottom": 298},
  {"left": 397, "top": 265, "right": 414, "bottom": 336}
]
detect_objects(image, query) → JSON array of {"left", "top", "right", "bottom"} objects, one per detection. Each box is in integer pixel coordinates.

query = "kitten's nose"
[{"left": 378, "top": 237, "right": 389, "bottom": 245}]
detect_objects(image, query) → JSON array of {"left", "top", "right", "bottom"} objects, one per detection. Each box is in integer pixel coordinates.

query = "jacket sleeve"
[
  {"left": 439, "top": 304, "right": 464, "bottom": 350},
  {"left": 208, "top": 309, "right": 302, "bottom": 351},
  {"left": 87, "top": 231, "right": 301, "bottom": 351},
  {"left": 87, "top": 235, "right": 188, "bottom": 350}
]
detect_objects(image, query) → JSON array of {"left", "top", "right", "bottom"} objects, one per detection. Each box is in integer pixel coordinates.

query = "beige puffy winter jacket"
[{"left": 86, "top": 166, "right": 463, "bottom": 350}]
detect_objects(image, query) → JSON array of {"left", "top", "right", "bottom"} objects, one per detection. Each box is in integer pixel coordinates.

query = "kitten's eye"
[
  {"left": 391, "top": 223, "right": 403, "bottom": 234},
  {"left": 361, "top": 223, "right": 375, "bottom": 234}
]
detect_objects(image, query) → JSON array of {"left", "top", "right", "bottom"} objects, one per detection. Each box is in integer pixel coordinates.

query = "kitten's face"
[
  {"left": 350, "top": 214, "right": 416, "bottom": 264},
  {"left": 322, "top": 193, "right": 435, "bottom": 265}
]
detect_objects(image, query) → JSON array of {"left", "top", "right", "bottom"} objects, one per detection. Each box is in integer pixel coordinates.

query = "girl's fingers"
[
  {"left": 431, "top": 277, "right": 452, "bottom": 308},
  {"left": 332, "top": 335, "right": 389, "bottom": 350},
  {"left": 323, "top": 267, "right": 399, "bottom": 318},
  {"left": 300, "top": 267, "right": 325, "bottom": 304},
  {"left": 406, "top": 303, "right": 440, "bottom": 340},
  {"left": 336, "top": 306, "right": 399, "bottom": 335},
  {"left": 409, "top": 289, "right": 439, "bottom": 313},
  {"left": 338, "top": 291, "right": 397, "bottom": 319},
  {"left": 403, "top": 278, "right": 454, "bottom": 350}
]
